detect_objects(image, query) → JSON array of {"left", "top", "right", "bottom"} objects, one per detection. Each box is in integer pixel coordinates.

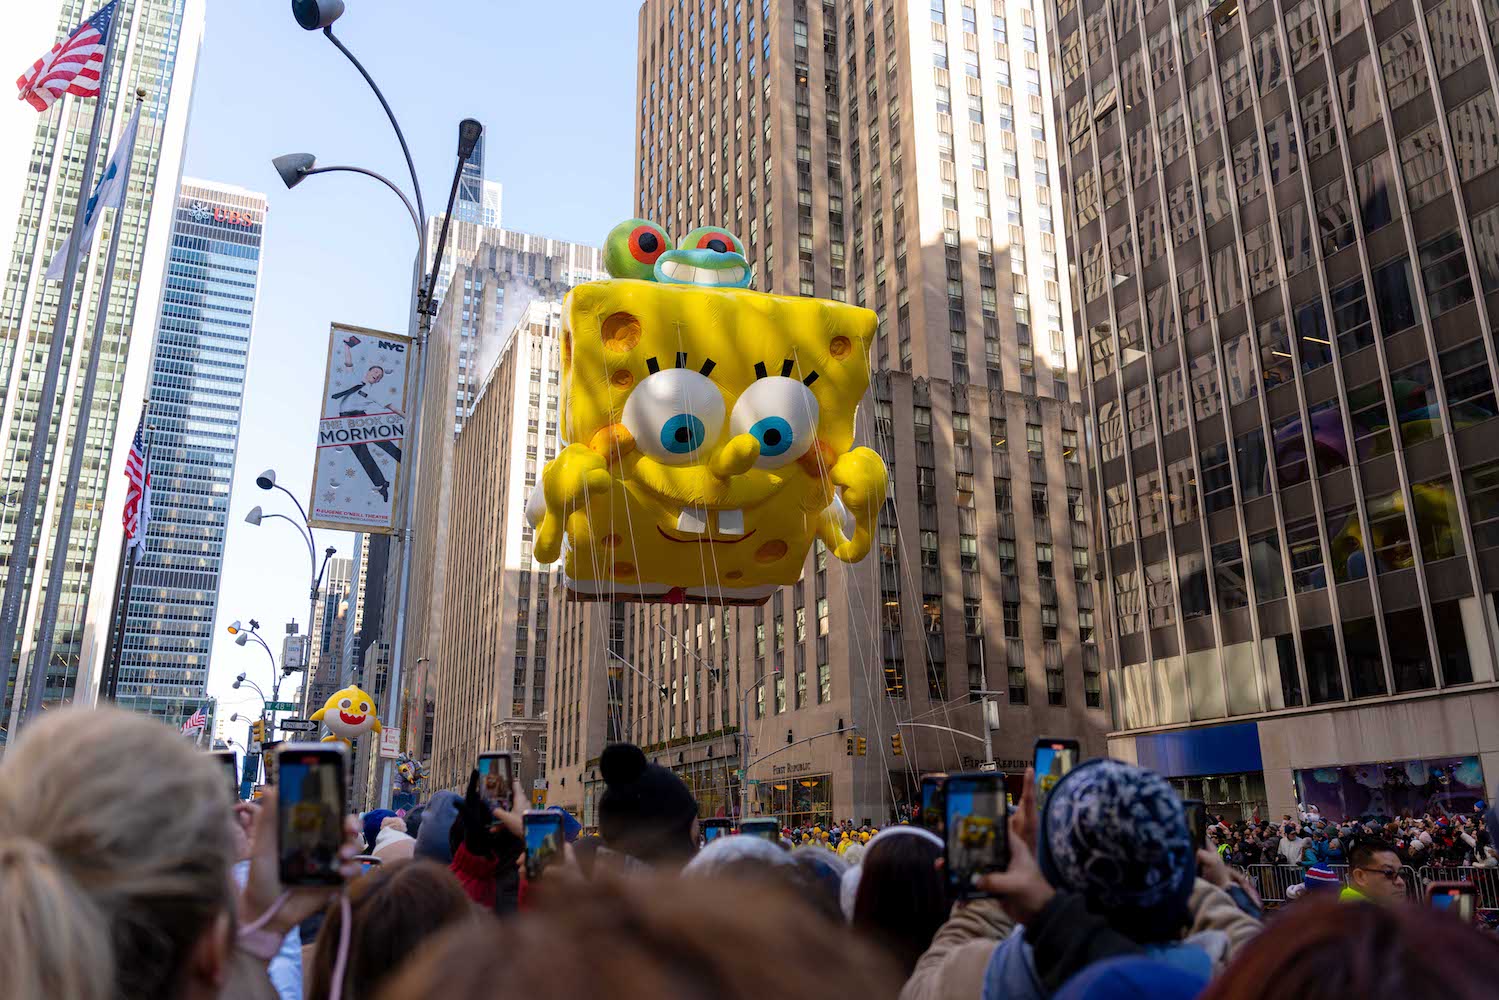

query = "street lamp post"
[
  {"left": 244, "top": 470, "right": 334, "bottom": 715},
  {"left": 280, "top": 2, "right": 483, "bottom": 806},
  {"left": 228, "top": 619, "right": 296, "bottom": 734}
]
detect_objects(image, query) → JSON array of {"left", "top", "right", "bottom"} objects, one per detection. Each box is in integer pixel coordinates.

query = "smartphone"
[
  {"left": 477, "top": 751, "right": 515, "bottom": 811},
  {"left": 276, "top": 743, "right": 347, "bottom": 887},
  {"left": 1033, "top": 738, "right": 1080, "bottom": 802},
  {"left": 210, "top": 749, "right": 240, "bottom": 799},
  {"left": 740, "top": 817, "right": 781, "bottom": 843},
  {"left": 701, "top": 817, "right": 732, "bottom": 844},
  {"left": 1427, "top": 881, "right": 1478, "bottom": 921},
  {"left": 920, "top": 774, "right": 948, "bottom": 834},
  {"left": 1184, "top": 799, "right": 1207, "bottom": 849},
  {"left": 353, "top": 854, "right": 382, "bottom": 876},
  {"left": 944, "top": 772, "right": 1010, "bottom": 900},
  {"left": 524, "top": 810, "right": 566, "bottom": 880}
]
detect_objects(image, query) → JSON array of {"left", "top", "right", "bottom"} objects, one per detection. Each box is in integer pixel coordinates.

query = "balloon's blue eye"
[
  {"left": 749, "top": 416, "right": 794, "bottom": 457},
  {"left": 661, "top": 413, "right": 707, "bottom": 454}
]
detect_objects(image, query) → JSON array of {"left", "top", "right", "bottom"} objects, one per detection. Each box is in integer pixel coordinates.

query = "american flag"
[
  {"left": 180, "top": 704, "right": 207, "bottom": 736},
  {"left": 123, "top": 409, "right": 150, "bottom": 550},
  {"left": 15, "top": 1, "right": 118, "bottom": 112}
]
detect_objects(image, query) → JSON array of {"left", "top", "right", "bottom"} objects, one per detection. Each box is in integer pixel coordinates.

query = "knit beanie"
[
  {"left": 1303, "top": 864, "right": 1340, "bottom": 891},
  {"left": 413, "top": 790, "right": 461, "bottom": 865},
  {"left": 1036, "top": 758, "right": 1196, "bottom": 943},
  {"left": 597, "top": 743, "right": 698, "bottom": 863},
  {"left": 361, "top": 808, "right": 395, "bottom": 852}
]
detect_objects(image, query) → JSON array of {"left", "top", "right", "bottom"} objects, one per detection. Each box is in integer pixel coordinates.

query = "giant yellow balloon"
[{"left": 526, "top": 219, "right": 887, "bottom": 605}]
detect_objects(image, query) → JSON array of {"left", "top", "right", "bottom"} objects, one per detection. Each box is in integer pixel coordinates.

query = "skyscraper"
[
  {"left": 307, "top": 553, "right": 355, "bottom": 713},
  {"left": 113, "top": 179, "right": 265, "bottom": 728},
  {"left": 406, "top": 233, "right": 604, "bottom": 789},
  {"left": 542, "top": 0, "right": 1107, "bottom": 825},
  {"left": 1048, "top": 0, "right": 1499, "bottom": 817},
  {"left": 0, "top": 0, "right": 205, "bottom": 728}
]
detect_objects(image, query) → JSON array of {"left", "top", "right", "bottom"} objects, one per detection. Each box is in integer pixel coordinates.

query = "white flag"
[{"left": 45, "top": 103, "right": 140, "bottom": 281}]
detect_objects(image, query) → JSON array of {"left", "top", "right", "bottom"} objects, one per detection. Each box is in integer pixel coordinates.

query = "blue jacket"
[{"left": 981, "top": 921, "right": 1215, "bottom": 1000}]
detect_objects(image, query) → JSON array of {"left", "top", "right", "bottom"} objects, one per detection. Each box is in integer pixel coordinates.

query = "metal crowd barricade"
[
  {"left": 1244, "top": 864, "right": 1303, "bottom": 905},
  {"left": 1419, "top": 865, "right": 1499, "bottom": 910},
  {"left": 1243, "top": 862, "right": 1423, "bottom": 904}
]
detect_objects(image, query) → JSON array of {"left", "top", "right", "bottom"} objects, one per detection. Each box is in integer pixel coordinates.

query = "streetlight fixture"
[
  {"left": 243, "top": 469, "right": 334, "bottom": 712},
  {"left": 280, "top": 1, "right": 485, "bottom": 806}
]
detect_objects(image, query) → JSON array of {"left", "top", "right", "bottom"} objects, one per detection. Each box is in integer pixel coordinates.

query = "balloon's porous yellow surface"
[{"left": 526, "top": 220, "right": 888, "bottom": 606}]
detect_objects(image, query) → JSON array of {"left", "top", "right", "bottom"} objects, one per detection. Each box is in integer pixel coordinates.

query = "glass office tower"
[
  {"left": 1047, "top": 0, "right": 1499, "bottom": 818},
  {"left": 116, "top": 179, "right": 265, "bottom": 728}
]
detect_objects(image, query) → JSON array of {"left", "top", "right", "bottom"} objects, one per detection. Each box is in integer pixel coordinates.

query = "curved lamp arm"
[{"left": 299, "top": 165, "right": 423, "bottom": 249}]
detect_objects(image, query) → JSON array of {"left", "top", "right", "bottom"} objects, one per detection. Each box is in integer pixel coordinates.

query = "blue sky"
[{"left": 196, "top": 0, "right": 638, "bottom": 723}]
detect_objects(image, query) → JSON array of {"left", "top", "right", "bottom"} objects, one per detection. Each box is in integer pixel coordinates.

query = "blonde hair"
[{"left": 0, "top": 706, "right": 235, "bottom": 1000}]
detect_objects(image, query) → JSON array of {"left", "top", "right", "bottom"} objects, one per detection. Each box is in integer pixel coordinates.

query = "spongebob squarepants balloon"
[
  {"left": 526, "top": 219, "right": 887, "bottom": 605},
  {"left": 310, "top": 685, "right": 382, "bottom": 744}
]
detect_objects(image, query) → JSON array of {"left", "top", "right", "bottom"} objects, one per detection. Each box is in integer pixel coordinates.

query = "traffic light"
[
  {"left": 856, "top": 736, "right": 867, "bottom": 756},
  {"left": 891, "top": 732, "right": 904, "bottom": 756},
  {"left": 846, "top": 737, "right": 855, "bottom": 756},
  {"left": 251, "top": 719, "right": 266, "bottom": 745}
]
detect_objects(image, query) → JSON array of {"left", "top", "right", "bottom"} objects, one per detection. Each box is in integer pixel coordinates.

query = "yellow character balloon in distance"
[
  {"left": 309, "top": 684, "right": 382, "bottom": 744},
  {"left": 527, "top": 219, "right": 887, "bottom": 604}
]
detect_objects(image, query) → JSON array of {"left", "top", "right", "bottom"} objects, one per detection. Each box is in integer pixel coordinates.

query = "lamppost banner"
[{"left": 309, "top": 323, "right": 410, "bottom": 533}]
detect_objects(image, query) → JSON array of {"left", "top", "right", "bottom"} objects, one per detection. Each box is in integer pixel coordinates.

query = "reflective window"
[
  {"left": 1250, "top": 529, "right": 1287, "bottom": 602},
  {"left": 1294, "top": 296, "right": 1334, "bottom": 370},
  {"left": 1191, "top": 352, "right": 1221, "bottom": 420},
  {"left": 1303, "top": 624, "right": 1346, "bottom": 704},
  {"left": 1301, "top": 85, "right": 1336, "bottom": 159},
  {"left": 1280, "top": 201, "right": 1316, "bottom": 277},
  {"left": 1347, "top": 380, "right": 1393, "bottom": 460},
  {"left": 1200, "top": 158, "right": 1232, "bottom": 226},
  {"left": 1146, "top": 281, "right": 1176, "bottom": 348},
  {"left": 1158, "top": 367, "right": 1189, "bottom": 434},
  {"left": 1146, "top": 559, "right": 1175, "bottom": 627},
  {"left": 1258, "top": 316, "right": 1296, "bottom": 389},
  {"left": 1285, "top": 514, "right": 1327, "bottom": 592},
  {"left": 1099, "top": 400, "right": 1125, "bottom": 460},
  {"left": 1127, "top": 384, "right": 1156, "bottom": 449},
  {"left": 1372, "top": 257, "right": 1417, "bottom": 336},
  {"left": 1379, "top": 26, "right": 1429, "bottom": 108},
  {"left": 1178, "top": 263, "right": 1209, "bottom": 334},
  {"left": 1273, "top": 412, "right": 1311, "bottom": 488},
  {"left": 1314, "top": 177, "right": 1356, "bottom": 256},
  {"left": 1189, "top": 80, "right": 1218, "bottom": 145},
  {"left": 1201, "top": 442, "right": 1235, "bottom": 512},
  {"left": 1426, "top": 0, "right": 1485, "bottom": 76},
  {"left": 1168, "top": 456, "right": 1200, "bottom": 525},
  {"left": 1160, "top": 101, "right": 1190, "bottom": 164},
  {"left": 1415, "top": 476, "right": 1463, "bottom": 562},
  {"left": 1463, "top": 459, "right": 1499, "bottom": 549},
  {"left": 1253, "top": 30, "right": 1284, "bottom": 94},
  {"left": 1352, "top": 152, "right": 1397, "bottom": 233},
  {"left": 1223, "top": 335, "right": 1259, "bottom": 404},
  {"left": 1115, "top": 570, "right": 1142, "bottom": 633},
  {"left": 1213, "top": 539, "right": 1250, "bottom": 611},
  {"left": 1449, "top": 93, "right": 1499, "bottom": 182},
  {"left": 1178, "top": 549, "right": 1211, "bottom": 618},
  {"left": 1339, "top": 57, "right": 1381, "bottom": 135},
  {"left": 1138, "top": 471, "right": 1166, "bottom": 537},
  {"left": 1345, "top": 616, "right": 1390, "bottom": 698},
  {"left": 1400, "top": 122, "right": 1451, "bottom": 208},
  {"left": 1220, "top": 49, "right": 1252, "bottom": 119},
  {"left": 1325, "top": 500, "right": 1368, "bottom": 582},
  {"left": 1245, "top": 223, "right": 1278, "bottom": 295},
  {"left": 1439, "top": 339, "right": 1498, "bottom": 426},
  {"left": 1168, "top": 178, "right": 1198, "bottom": 247},
  {"left": 1285, "top": 1, "right": 1323, "bottom": 70},
  {"left": 1419, "top": 231, "right": 1475, "bottom": 317},
  {"left": 1233, "top": 133, "right": 1264, "bottom": 205},
  {"left": 1391, "top": 359, "right": 1442, "bottom": 447},
  {"left": 1309, "top": 399, "right": 1349, "bottom": 476},
  {"left": 1129, "top": 129, "right": 1156, "bottom": 186},
  {"left": 1236, "top": 428, "right": 1271, "bottom": 500},
  {"left": 1472, "top": 205, "right": 1499, "bottom": 293},
  {"left": 1263, "top": 114, "right": 1300, "bottom": 184}
]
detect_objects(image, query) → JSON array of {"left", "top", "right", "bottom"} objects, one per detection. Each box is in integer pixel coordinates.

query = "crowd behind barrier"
[{"left": 1239, "top": 863, "right": 1499, "bottom": 910}]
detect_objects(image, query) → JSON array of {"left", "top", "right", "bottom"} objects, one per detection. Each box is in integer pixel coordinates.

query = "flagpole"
[
  {"left": 97, "top": 530, "right": 133, "bottom": 701},
  {"left": 0, "top": 5, "right": 123, "bottom": 721},
  {"left": 104, "top": 543, "right": 138, "bottom": 701},
  {"left": 23, "top": 88, "right": 146, "bottom": 721}
]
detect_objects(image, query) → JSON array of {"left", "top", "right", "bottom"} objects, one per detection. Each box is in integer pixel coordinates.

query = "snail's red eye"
[{"left": 629, "top": 225, "right": 669, "bottom": 264}]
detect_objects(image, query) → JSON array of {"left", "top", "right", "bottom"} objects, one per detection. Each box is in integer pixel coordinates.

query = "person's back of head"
[
  {"left": 850, "top": 828, "right": 945, "bottom": 977},
  {"left": 307, "top": 858, "right": 475, "bottom": 1000},
  {"left": 412, "top": 790, "right": 460, "bottom": 865},
  {"left": 1199, "top": 898, "right": 1499, "bottom": 1000},
  {"left": 1037, "top": 758, "right": 1196, "bottom": 945},
  {"left": 597, "top": 743, "right": 698, "bottom": 866},
  {"left": 790, "top": 845, "right": 848, "bottom": 925},
  {"left": 0, "top": 707, "right": 234, "bottom": 1000},
  {"left": 376, "top": 873, "right": 902, "bottom": 1000}
]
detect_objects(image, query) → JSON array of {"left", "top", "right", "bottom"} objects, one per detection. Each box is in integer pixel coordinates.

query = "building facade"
[
  {"left": 420, "top": 298, "right": 567, "bottom": 798},
  {"left": 0, "top": 0, "right": 205, "bottom": 729},
  {"left": 306, "top": 553, "right": 355, "bottom": 713},
  {"left": 115, "top": 180, "right": 264, "bottom": 727},
  {"left": 1046, "top": 0, "right": 1499, "bottom": 818},
  {"left": 405, "top": 232, "right": 603, "bottom": 792},
  {"left": 541, "top": 0, "right": 1108, "bottom": 827}
]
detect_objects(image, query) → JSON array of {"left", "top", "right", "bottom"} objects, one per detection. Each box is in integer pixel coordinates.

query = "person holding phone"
[{"left": 903, "top": 760, "right": 1262, "bottom": 1000}]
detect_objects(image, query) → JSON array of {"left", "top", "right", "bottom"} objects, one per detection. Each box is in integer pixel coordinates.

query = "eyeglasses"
[{"left": 1356, "top": 867, "right": 1403, "bottom": 882}]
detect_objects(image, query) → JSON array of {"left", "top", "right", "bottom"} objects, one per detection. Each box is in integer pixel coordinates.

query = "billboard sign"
[{"left": 309, "top": 324, "right": 410, "bottom": 533}]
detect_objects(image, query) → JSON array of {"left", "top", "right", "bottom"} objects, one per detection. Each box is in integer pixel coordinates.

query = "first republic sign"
[{"left": 308, "top": 323, "right": 411, "bottom": 534}]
